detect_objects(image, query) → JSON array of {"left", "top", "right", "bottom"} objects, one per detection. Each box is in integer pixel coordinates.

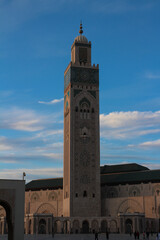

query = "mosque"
[{"left": 1, "top": 24, "right": 160, "bottom": 235}]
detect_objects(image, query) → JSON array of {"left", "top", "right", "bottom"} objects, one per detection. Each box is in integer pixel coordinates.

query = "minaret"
[{"left": 63, "top": 24, "right": 100, "bottom": 217}]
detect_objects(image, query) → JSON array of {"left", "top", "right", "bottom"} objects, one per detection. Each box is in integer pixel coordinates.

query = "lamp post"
[{"left": 23, "top": 172, "right": 26, "bottom": 180}]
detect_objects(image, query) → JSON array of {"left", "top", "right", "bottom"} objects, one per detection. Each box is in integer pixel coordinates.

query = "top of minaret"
[{"left": 74, "top": 22, "right": 88, "bottom": 43}]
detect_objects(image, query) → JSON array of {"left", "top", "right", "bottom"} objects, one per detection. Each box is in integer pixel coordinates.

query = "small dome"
[{"left": 74, "top": 34, "right": 88, "bottom": 43}]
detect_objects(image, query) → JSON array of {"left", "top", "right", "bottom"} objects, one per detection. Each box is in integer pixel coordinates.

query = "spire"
[{"left": 79, "top": 21, "right": 83, "bottom": 35}]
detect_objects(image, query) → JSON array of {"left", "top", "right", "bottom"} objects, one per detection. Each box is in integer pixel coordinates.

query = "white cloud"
[
  {"left": 0, "top": 167, "right": 63, "bottom": 182},
  {"left": 0, "top": 137, "right": 13, "bottom": 151},
  {"left": 139, "top": 139, "right": 160, "bottom": 148},
  {"left": 101, "top": 154, "right": 157, "bottom": 162},
  {"left": 35, "top": 129, "right": 63, "bottom": 138},
  {"left": 0, "top": 159, "right": 17, "bottom": 164},
  {"left": 145, "top": 72, "right": 160, "bottom": 79},
  {"left": 42, "top": 153, "right": 63, "bottom": 160},
  {"left": 143, "top": 164, "right": 160, "bottom": 170},
  {"left": 100, "top": 111, "right": 160, "bottom": 139},
  {"left": 0, "top": 144, "right": 12, "bottom": 151},
  {"left": 0, "top": 107, "right": 46, "bottom": 132},
  {"left": 38, "top": 98, "right": 63, "bottom": 105}
]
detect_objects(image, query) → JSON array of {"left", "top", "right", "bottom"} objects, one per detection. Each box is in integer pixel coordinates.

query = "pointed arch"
[
  {"left": 117, "top": 199, "right": 143, "bottom": 214},
  {"left": 36, "top": 203, "right": 56, "bottom": 216}
]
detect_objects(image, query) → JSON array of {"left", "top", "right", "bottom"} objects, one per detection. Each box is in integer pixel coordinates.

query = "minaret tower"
[{"left": 63, "top": 24, "right": 100, "bottom": 217}]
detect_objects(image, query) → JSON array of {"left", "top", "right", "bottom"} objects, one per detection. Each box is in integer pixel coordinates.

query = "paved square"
[{"left": 0, "top": 234, "right": 157, "bottom": 240}]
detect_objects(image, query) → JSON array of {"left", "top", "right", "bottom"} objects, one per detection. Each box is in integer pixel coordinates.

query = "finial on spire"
[{"left": 79, "top": 21, "right": 83, "bottom": 35}]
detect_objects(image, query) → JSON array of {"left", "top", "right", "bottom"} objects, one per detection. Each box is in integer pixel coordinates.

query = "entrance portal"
[
  {"left": 38, "top": 219, "right": 46, "bottom": 234},
  {"left": 101, "top": 220, "right": 107, "bottom": 233},
  {"left": 0, "top": 180, "right": 25, "bottom": 240},
  {"left": 0, "top": 201, "right": 12, "bottom": 239},
  {"left": 125, "top": 219, "right": 133, "bottom": 233},
  {"left": 82, "top": 220, "right": 89, "bottom": 233}
]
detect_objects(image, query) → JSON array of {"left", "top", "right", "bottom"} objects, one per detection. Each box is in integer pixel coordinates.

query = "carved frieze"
[{"left": 64, "top": 67, "right": 99, "bottom": 91}]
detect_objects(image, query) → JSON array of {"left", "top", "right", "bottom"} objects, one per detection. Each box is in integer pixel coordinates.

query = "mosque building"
[{"left": 0, "top": 24, "right": 160, "bottom": 235}]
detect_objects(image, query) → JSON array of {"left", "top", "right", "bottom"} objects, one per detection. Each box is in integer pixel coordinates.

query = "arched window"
[
  {"left": 79, "top": 98, "right": 90, "bottom": 119},
  {"left": 83, "top": 191, "right": 87, "bottom": 197},
  {"left": 107, "top": 187, "right": 118, "bottom": 198}
]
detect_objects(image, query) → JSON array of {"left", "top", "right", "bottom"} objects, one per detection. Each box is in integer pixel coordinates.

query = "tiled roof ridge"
[
  {"left": 101, "top": 169, "right": 150, "bottom": 176},
  {"left": 100, "top": 163, "right": 149, "bottom": 168},
  {"left": 29, "top": 177, "right": 63, "bottom": 182}
]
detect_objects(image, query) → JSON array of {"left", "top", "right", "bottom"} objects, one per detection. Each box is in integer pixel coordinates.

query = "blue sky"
[{"left": 0, "top": 0, "right": 160, "bottom": 182}]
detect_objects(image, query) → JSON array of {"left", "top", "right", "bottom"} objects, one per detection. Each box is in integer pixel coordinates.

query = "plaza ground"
[{"left": 0, "top": 234, "right": 157, "bottom": 240}]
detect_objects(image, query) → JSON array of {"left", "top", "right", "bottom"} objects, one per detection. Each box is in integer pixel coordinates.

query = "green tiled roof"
[
  {"left": 25, "top": 164, "right": 159, "bottom": 191},
  {"left": 101, "top": 169, "right": 160, "bottom": 186},
  {"left": 25, "top": 177, "right": 63, "bottom": 191},
  {"left": 100, "top": 163, "right": 149, "bottom": 175}
]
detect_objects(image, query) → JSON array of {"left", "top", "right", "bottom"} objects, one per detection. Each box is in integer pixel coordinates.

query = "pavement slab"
[{"left": 0, "top": 234, "right": 157, "bottom": 240}]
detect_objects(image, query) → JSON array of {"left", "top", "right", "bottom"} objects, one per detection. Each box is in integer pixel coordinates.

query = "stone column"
[
  {"left": 137, "top": 217, "right": 140, "bottom": 232},
  {"left": 135, "top": 217, "right": 137, "bottom": 231},
  {"left": 123, "top": 217, "right": 125, "bottom": 234},
  {"left": 61, "top": 220, "right": 64, "bottom": 233},
  {"left": 31, "top": 217, "right": 34, "bottom": 234},
  {"left": 117, "top": 217, "right": 120, "bottom": 233},
  {"left": 98, "top": 219, "right": 101, "bottom": 232},
  {"left": 89, "top": 219, "right": 92, "bottom": 233},
  {"left": 70, "top": 219, "right": 73, "bottom": 233},
  {"left": 132, "top": 217, "right": 136, "bottom": 232},
  {"left": 108, "top": 220, "right": 110, "bottom": 233},
  {"left": 46, "top": 217, "right": 48, "bottom": 234},
  {"left": 25, "top": 216, "right": 28, "bottom": 234},
  {"left": 80, "top": 219, "right": 82, "bottom": 233},
  {"left": 2, "top": 219, "right": 4, "bottom": 235},
  {"left": 36, "top": 217, "right": 39, "bottom": 234}
]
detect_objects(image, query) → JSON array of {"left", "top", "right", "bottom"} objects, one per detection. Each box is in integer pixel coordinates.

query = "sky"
[{"left": 0, "top": 0, "right": 160, "bottom": 182}]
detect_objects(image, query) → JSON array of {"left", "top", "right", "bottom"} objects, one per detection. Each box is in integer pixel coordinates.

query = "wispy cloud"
[
  {"left": 139, "top": 139, "right": 160, "bottom": 148},
  {"left": 0, "top": 106, "right": 63, "bottom": 167},
  {"left": 145, "top": 72, "right": 160, "bottom": 79},
  {"left": 100, "top": 111, "right": 160, "bottom": 139},
  {"left": 0, "top": 137, "right": 13, "bottom": 151},
  {"left": 38, "top": 98, "right": 63, "bottom": 105},
  {"left": 0, "top": 0, "right": 74, "bottom": 34},
  {"left": 0, "top": 90, "right": 14, "bottom": 98},
  {"left": 0, "top": 107, "right": 46, "bottom": 132},
  {"left": 0, "top": 143, "right": 13, "bottom": 151},
  {"left": 35, "top": 130, "right": 63, "bottom": 139},
  {"left": 101, "top": 154, "right": 157, "bottom": 162},
  {"left": 42, "top": 153, "right": 63, "bottom": 159},
  {"left": 91, "top": 0, "right": 155, "bottom": 14},
  {"left": 143, "top": 163, "right": 160, "bottom": 170},
  {"left": 0, "top": 167, "right": 63, "bottom": 182}
]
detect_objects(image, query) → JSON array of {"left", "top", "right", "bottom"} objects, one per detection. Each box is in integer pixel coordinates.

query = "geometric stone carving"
[
  {"left": 48, "top": 192, "right": 58, "bottom": 201},
  {"left": 117, "top": 199, "right": 143, "bottom": 214},
  {"left": 71, "top": 67, "right": 99, "bottom": 85},
  {"left": 129, "top": 186, "right": 140, "bottom": 197},
  {"left": 110, "top": 220, "right": 117, "bottom": 233},
  {"left": 106, "top": 187, "right": 118, "bottom": 198},
  {"left": 80, "top": 174, "right": 90, "bottom": 184},
  {"left": 31, "top": 192, "right": 40, "bottom": 202},
  {"left": 36, "top": 203, "right": 56, "bottom": 216},
  {"left": 91, "top": 219, "right": 99, "bottom": 232},
  {"left": 152, "top": 184, "right": 160, "bottom": 195},
  {"left": 72, "top": 220, "right": 80, "bottom": 233},
  {"left": 80, "top": 151, "right": 90, "bottom": 167}
]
